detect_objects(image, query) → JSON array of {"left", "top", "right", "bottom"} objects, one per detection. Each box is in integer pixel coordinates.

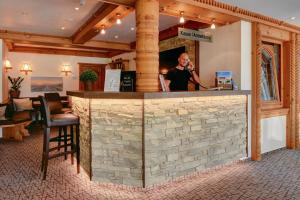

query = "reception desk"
[{"left": 67, "top": 90, "right": 250, "bottom": 187}]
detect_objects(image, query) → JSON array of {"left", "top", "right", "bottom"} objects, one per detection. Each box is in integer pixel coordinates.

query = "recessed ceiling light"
[
  {"left": 100, "top": 25, "right": 106, "bottom": 35},
  {"left": 75, "top": 7, "right": 79, "bottom": 11},
  {"left": 131, "top": 27, "right": 135, "bottom": 31},
  {"left": 291, "top": 16, "right": 296, "bottom": 20},
  {"left": 114, "top": 35, "right": 119, "bottom": 39},
  {"left": 61, "top": 27, "right": 65, "bottom": 30},
  {"left": 179, "top": 11, "right": 185, "bottom": 24},
  {"left": 116, "top": 13, "right": 122, "bottom": 25}
]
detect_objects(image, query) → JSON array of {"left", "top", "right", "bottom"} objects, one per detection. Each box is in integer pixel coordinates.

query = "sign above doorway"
[{"left": 178, "top": 28, "right": 213, "bottom": 42}]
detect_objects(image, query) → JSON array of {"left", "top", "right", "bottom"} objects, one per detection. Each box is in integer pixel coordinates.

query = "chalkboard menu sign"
[{"left": 120, "top": 71, "right": 136, "bottom": 92}]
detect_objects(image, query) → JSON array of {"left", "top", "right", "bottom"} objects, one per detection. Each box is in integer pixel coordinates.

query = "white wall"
[
  {"left": 6, "top": 52, "right": 110, "bottom": 97},
  {"left": 0, "top": 39, "right": 4, "bottom": 138},
  {"left": 240, "top": 21, "right": 252, "bottom": 157},
  {"left": 261, "top": 116, "right": 286, "bottom": 154},
  {"left": 199, "top": 21, "right": 242, "bottom": 88},
  {"left": 112, "top": 51, "right": 136, "bottom": 71}
]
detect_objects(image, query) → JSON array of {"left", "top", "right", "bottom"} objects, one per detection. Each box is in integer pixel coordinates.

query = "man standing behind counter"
[{"left": 164, "top": 53, "right": 200, "bottom": 91}]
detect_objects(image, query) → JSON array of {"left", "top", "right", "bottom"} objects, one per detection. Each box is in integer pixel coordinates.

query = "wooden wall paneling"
[{"left": 251, "top": 22, "right": 262, "bottom": 161}]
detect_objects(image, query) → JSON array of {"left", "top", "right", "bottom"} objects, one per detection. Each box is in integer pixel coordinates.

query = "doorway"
[{"left": 78, "top": 63, "right": 106, "bottom": 91}]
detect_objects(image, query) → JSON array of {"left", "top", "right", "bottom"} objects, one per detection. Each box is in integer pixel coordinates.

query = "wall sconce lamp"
[
  {"left": 61, "top": 64, "right": 72, "bottom": 76},
  {"left": 179, "top": 11, "right": 185, "bottom": 24},
  {"left": 4, "top": 60, "right": 12, "bottom": 72},
  {"left": 20, "top": 63, "right": 32, "bottom": 75},
  {"left": 211, "top": 18, "right": 216, "bottom": 29}
]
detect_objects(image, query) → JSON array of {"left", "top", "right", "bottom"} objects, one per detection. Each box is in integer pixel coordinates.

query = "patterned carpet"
[{"left": 0, "top": 126, "right": 300, "bottom": 200}]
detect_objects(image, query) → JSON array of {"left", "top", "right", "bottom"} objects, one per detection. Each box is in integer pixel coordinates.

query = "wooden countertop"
[{"left": 67, "top": 90, "right": 251, "bottom": 99}]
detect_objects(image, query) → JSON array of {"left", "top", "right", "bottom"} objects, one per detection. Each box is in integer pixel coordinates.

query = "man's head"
[{"left": 178, "top": 53, "right": 190, "bottom": 67}]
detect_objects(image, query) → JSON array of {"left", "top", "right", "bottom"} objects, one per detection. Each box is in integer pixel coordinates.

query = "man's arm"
[
  {"left": 190, "top": 71, "right": 200, "bottom": 84},
  {"left": 187, "top": 62, "right": 200, "bottom": 84}
]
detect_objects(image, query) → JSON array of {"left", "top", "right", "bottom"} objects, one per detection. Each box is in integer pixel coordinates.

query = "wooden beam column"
[
  {"left": 135, "top": 0, "right": 159, "bottom": 91},
  {"left": 251, "top": 22, "right": 262, "bottom": 161},
  {"left": 296, "top": 34, "right": 300, "bottom": 148},
  {"left": 287, "top": 33, "right": 297, "bottom": 149}
]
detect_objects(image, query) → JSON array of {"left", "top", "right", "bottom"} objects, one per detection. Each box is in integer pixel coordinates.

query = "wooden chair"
[{"left": 39, "top": 96, "right": 80, "bottom": 180}]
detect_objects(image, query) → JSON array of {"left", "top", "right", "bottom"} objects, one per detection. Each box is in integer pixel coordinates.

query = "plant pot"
[
  {"left": 9, "top": 90, "right": 20, "bottom": 99},
  {"left": 84, "top": 81, "right": 93, "bottom": 91}
]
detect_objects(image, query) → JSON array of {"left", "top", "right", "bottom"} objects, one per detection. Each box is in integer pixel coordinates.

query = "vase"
[
  {"left": 9, "top": 90, "right": 20, "bottom": 99},
  {"left": 84, "top": 81, "right": 93, "bottom": 91}
]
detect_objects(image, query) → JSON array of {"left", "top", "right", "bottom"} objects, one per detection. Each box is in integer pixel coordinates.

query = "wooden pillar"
[
  {"left": 296, "top": 34, "right": 300, "bottom": 149},
  {"left": 287, "top": 33, "right": 297, "bottom": 149},
  {"left": 135, "top": 0, "right": 159, "bottom": 91},
  {"left": 251, "top": 22, "right": 262, "bottom": 161}
]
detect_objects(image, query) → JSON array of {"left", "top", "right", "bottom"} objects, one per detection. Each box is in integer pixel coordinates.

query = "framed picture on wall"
[{"left": 31, "top": 77, "right": 63, "bottom": 92}]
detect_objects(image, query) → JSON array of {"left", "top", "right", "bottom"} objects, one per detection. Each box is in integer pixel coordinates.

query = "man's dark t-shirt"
[{"left": 165, "top": 67, "right": 192, "bottom": 91}]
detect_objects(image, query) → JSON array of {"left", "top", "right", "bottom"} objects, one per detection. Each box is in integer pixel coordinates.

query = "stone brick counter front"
[{"left": 68, "top": 91, "right": 250, "bottom": 188}]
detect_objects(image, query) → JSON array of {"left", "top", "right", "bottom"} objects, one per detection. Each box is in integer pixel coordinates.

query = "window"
[{"left": 261, "top": 40, "right": 282, "bottom": 107}]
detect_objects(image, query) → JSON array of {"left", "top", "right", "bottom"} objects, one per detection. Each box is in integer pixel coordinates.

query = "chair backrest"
[
  {"left": 44, "top": 93, "right": 63, "bottom": 114},
  {"left": 39, "top": 96, "right": 51, "bottom": 127},
  {"left": 44, "top": 93, "right": 60, "bottom": 102}
]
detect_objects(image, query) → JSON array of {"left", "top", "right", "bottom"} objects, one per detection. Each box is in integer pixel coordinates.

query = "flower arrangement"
[
  {"left": 79, "top": 70, "right": 98, "bottom": 82},
  {"left": 8, "top": 76, "right": 24, "bottom": 98},
  {"left": 8, "top": 76, "right": 24, "bottom": 91}
]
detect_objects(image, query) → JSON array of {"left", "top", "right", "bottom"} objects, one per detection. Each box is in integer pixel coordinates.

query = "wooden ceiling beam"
[
  {"left": 0, "top": 30, "right": 134, "bottom": 51},
  {"left": 4, "top": 40, "right": 14, "bottom": 51},
  {"left": 97, "top": 0, "right": 135, "bottom": 7},
  {"left": 159, "top": 0, "right": 234, "bottom": 26},
  {"left": 72, "top": 3, "right": 118, "bottom": 44},
  {"left": 11, "top": 45, "right": 110, "bottom": 58},
  {"left": 160, "top": 0, "right": 300, "bottom": 33},
  {"left": 72, "top": 3, "right": 133, "bottom": 44},
  {"left": 130, "top": 20, "right": 209, "bottom": 48}
]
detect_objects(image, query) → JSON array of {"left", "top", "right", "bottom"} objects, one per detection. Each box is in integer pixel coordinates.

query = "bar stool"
[
  {"left": 39, "top": 96, "right": 80, "bottom": 180},
  {"left": 44, "top": 92, "right": 72, "bottom": 155}
]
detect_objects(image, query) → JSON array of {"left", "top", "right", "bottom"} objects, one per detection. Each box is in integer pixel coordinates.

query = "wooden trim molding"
[
  {"left": 10, "top": 45, "right": 110, "bottom": 58},
  {"left": 261, "top": 108, "right": 289, "bottom": 119},
  {"left": 251, "top": 22, "right": 262, "bottom": 161}
]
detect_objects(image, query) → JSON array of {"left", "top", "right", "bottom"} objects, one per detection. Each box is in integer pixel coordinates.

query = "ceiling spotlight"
[
  {"left": 75, "top": 7, "right": 79, "bottom": 11},
  {"left": 131, "top": 27, "right": 135, "bottom": 31},
  {"left": 61, "top": 26, "right": 65, "bottom": 30},
  {"left": 114, "top": 35, "right": 119, "bottom": 39},
  {"left": 116, "top": 13, "right": 122, "bottom": 25},
  {"left": 211, "top": 19, "right": 216, "bottom": 29},
  {"left": 179, "top": 11, "right": 185, "bottom": 24},
  {"left": 100, "top": 25, "right": 106, "bottom": 35},
  {"left": 291, "top": 16, "right": 296, "bottom": 20}
]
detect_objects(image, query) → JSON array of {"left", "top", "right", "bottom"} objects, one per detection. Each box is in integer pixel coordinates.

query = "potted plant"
[
  {"left": 79, "top": 69, "right": 98, "bottom": 91},
  {"left": 8, "top": 76, "right": 24, "bottom": 98}
]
